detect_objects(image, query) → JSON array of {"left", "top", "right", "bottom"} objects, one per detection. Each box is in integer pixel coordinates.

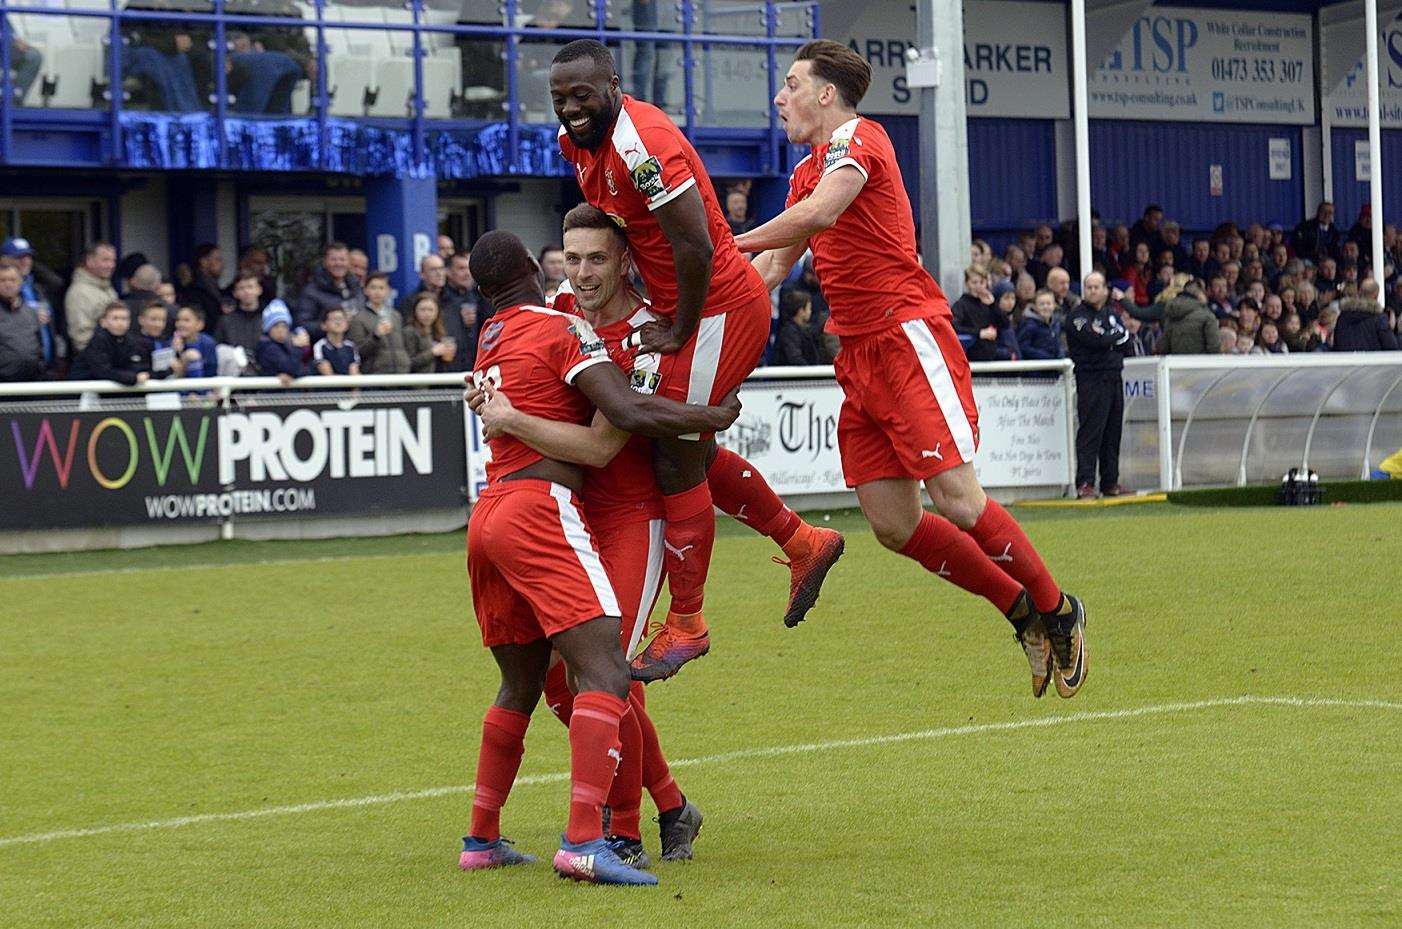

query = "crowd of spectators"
[{"left": 0, "top": 233, "right": 497, "bottom": 385}]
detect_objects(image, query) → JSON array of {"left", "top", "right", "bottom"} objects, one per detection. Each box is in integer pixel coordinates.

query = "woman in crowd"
[
  {"left": 1280, "top": 311, "right": 1309, "bottom": 353},
  {"left": 1253, "top": 321, "right": 1288, "bottom": 354},
  {"left": 1122, "top": 241, "right": 1154, "bottom": 306},
  {"left": 402, "top": 294, "right": 457, "bottom": 374}
]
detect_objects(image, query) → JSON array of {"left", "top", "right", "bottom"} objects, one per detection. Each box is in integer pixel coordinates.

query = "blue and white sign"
[
  {"left": 1088, "top": 8, "right": 1315, "bottom": 124},
  {"left": 819, "top": 0, "right": 1070, "bottom": 119},
  {"left": 1323, "top": 14, "right": 1402, "bottom": 128}
]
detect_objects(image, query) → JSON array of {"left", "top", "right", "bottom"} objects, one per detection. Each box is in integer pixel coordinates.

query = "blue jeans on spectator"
[
  {"left": 230, "top": 51, "right": 302, "bottom": 115},
  {"left": 123, "top": 46, "right": 201, "bottom": 111},
  {"left": 10, "top": 40, "right": 42, "bottom": 103},
  {"left": 631, "top": 1, "right": 670, "bottom": 108}
]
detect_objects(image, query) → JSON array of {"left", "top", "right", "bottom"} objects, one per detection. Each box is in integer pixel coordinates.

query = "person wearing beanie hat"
[{"left": 255, "top": 299, "right": 306, "bottom": 383}]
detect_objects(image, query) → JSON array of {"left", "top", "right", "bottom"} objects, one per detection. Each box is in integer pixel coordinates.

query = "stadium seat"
[
  {"left": 368, "top": 7, "right": 415, "bottom": 117},
  {"left": 12, "top": 8, "right": 106, "bottom": 109},
  {"left": 322, "top": 6, "right": 379, "bottom": 117}
]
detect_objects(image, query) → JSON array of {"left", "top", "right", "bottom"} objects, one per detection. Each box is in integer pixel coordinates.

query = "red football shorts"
[
  {"left": 590, "top": 515, "right": 668, "bottom": 658},
  {"left": 656, "top": 291, "right": 771, "bottom": 438},
  {"left": 467, "top": 480, "right": 621, "bottom": 647},
  {"left": 833, "top": 314, "right": 981, "bottom": 488}
]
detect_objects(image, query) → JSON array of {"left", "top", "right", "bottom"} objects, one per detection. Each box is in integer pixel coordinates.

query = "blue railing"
[{"left": 0, "top": 1, "right": 815, "bottom": 175}]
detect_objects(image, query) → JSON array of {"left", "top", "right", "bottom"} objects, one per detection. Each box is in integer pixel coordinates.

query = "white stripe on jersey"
[
  {"left": 549, "top": 484, "right": 621, "bottom": 618},
  {"left": 624, "top": 519, "right": 667, "bottom": 659},
  {"left": 901, "top": 319, "right": 977, "bottom": 462}
]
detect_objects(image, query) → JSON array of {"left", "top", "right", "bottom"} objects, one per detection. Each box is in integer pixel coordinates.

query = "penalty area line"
[{"left": 2, "top": 694, "right": 1396, "bottom": 849}]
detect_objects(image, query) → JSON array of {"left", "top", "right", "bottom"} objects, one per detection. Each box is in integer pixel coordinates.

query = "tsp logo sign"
[{"left": 630, "top": 156, "right": 666, "bottom": 199}]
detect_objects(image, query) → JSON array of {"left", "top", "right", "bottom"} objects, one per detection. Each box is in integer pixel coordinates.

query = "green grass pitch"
[{"left": 2, "top": 502, "right": 1398, "bottom": 928}]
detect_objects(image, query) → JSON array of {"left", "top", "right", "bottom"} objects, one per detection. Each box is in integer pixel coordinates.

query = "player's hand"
[
  {"left": 478, "top": 386, "right": 518, "bottom": 440},
  {"left": 709, "top": 386, "right": 742, "bottom": 430},
  {"left": 637, "top": 318, "right": 685, "bottom": 354},
  {"left": 464, "top": 384, "right": 486, "bottom": 412}
]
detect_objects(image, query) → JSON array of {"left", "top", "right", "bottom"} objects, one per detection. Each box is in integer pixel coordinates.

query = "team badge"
[
  {"left": 629, "top": 352, "right": 662, "bottom": 395},
  {"left": 567, "top": 317, "right": 607, "bottom": 357},
  {"left": 606, "top": 168, "right": 618, "bottom": 196},
  {"left": 823, "top": 137, "right": 850, "bottom": 171},
  {"left": 480, "top": 320, "right": 505, "bottom": 351},
  {"left": 630, "top": 156, "right": 667, "bottom": 199}
]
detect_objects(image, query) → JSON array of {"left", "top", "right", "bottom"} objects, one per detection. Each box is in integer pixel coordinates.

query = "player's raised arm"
[
  {"left": 574, "top": 361, "right": 739, "bottom": 437},
  {"left": 734, "top": 165, "right": 867, "bottom": 254},
  {"left": 643, "top": 186, "right": 713, "bottom": 354},
  {"left": 474, "top": 387, "right": 630, "bottom": 470}
]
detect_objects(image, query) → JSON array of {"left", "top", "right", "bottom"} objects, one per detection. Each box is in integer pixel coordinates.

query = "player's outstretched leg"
[
  {"left": 460, "top": 641, "right": 550, "bottom": 871},
  {"left": 552, "top": 617, "right": 658, "bottom": 886},
  {"left": 629, "top": 683, "right": 702, "bottom": 860},
  {"left": 705, "top": 445, "right": 845, "bottom": 627}
]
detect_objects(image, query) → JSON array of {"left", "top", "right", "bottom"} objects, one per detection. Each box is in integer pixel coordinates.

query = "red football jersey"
[
  {"left": 786, "top": 115, "right": 949, "bottom": 337},
  {"left": 548, "top": 283, "right": 665, "bottom": 525},
  {"left": 472, "top": 303, "right": 611, "bottom": 485},
  {"left": 558, "top": 95, "right": 766, "bottom": 318}
]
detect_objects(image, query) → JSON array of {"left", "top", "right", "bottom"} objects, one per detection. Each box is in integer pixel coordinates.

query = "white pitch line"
[
  {"left": 1, "top": 694, "right": 1396, "bottom": 850},
  {"left": 0, "top": 550, "right": 459, "bottom": 583}
]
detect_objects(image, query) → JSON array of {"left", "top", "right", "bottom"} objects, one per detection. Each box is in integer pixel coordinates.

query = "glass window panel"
[
  {"left": 693, "top": 42, "right": 768, "bottom": 127},
  {"left": 518, "top": 38, "right": 570, "bottom": 123},
  {"left": 118, "top": 3, "right": 217, "bottom": 114},
  {"left": 447, "top": 36, "right": 506, "bottom": 121},
  {"left": 224, "top": 2, "right": 318, "bottom": 116},
  {"left": 606, "top": 0, "right": 682, "bottom": 34},
  {"left": 8, "top": 12, "right": 109, "bottom": 110},
  {"left": 518, "top": 0, "right": 594, "bottom": 30},
  {"left": 772, "top": 1, "right": 815, "bottom": 39},
  {"left": 622, "top": 39, "right": 683, "bottom": 118},
  {"left": 695, "top": 0, "right": 765, "bottom": 37}
]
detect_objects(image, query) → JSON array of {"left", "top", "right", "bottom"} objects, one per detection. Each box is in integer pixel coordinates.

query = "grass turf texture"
[
  {"left": 2, "top": 504, "right": 1398, "bottom": 928},
  {"left": 1167, "top": 478, "right": 1402, "bottom": 507}
]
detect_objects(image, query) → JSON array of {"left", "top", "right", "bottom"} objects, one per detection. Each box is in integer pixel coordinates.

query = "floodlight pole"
[
  {"left": 1071, "top": 0, "right": 1093, "bottom": 285},
  {"left": 1364, "top": 0, "right": 1386, "bottom": 282},
  {"left": 910, "top": 0, "right": 972, "bottom": 300}
]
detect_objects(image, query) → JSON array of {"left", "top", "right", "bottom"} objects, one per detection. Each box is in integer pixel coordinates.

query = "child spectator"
[
  {"left": 69, "top": 302, "right": 149, "bottom": 385},
  {"left": 1017, "top": 289, "right": 1062, "bottom": 359},
  {"left": 256, "top": 301, "right": 306, "bottom": 384},
  {"left": 771, "top": 288, "right": 821, "bottom": 366},
  {"left": 174, "top": 306, "right": 219, "bottom": 378},
  {"left": 215, "top": 273, "right": 266, "bottom": 369},
  {"left": 403, "top": 294, "right": 458, "bottom": 373},
  {"left": 348, "top": 272, "right": 410, "bottom": 374},
  {"left": 1254, "top": 321, "right": 1287, "bottom": 354},
  {"left": 137, "top": 302, "right": 178, "bottom": 379},
  {"left": 313, "top": 306, "right": 361, "bottom": 376}
]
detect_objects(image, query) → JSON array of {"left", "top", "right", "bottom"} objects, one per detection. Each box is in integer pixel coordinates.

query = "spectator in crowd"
[
  {"left": 348, "top": 272, "right": 409, "bottom": 374},
  {"left": 312, "top": 306, "right": 361, "bottom": 376},
  {"left": 1280, "top": 311, "right": 1308, "bottom": 352},
  {"left": 1184, "top": 238, "right": 1210, "bottom": 280},
  {"left": 173, "top": 306, "right": 218, "bottom": 378},
  {"left": 1204, "top": 274, "right": 1234, "bottom": 318},
  {"left": 952, "top": 264, "right": 1006, "bottom": 362},
  {"left": 1333, "top": 279, "right": 1399, "bottom": 351},
  {"left": 1147, "top": 261, "right": 1176, "bottom": 304},
  {"left": 1160, "top": 220, "right": 1187, "bottom": 266},
  {"left": 1122, "top": 241, "right": 1153, "bottom": 306},
  {"left": 215, "top": 273, "right": 267, "bottom": 370},
  {"left": 971, "top": 238, "right": 993, "bottom": 267},
  {"left": 1296, "top": 281, "right": 1320, "bottom": 326},
  {"left": 1237, "top": 299, "right": 1261, "bottom": 341},
  {"left": 1293, "top": 201, "right": 1342, "bottom": 260},
  {"left": 1130, "top": 204, "right": 1165, "bottom": 256},
  {"left": 1017, "top": 289, "right": 1062, "bottom": 360},
  {"left": 772, "top": 288, "right": 821, "bottom": 366},
  {"left": 6, "top": 23, "right": 42, "bottom": 104},
  {"left": 65, "top": 243, "right": 119, "bottom": 352},
  {"left": 256, "top": 301, "right": 306, "bottom": 384},
  {"left": 538, "top": 246, "right": 566, "bottom": 299},
  {"left": 1217, "top": 323, "right": 1239, "bottom": 353},
  {"left": 120, "top": 17, "right": 203, "bottom": 112},
  {"left": 136, "top": 302, "right": 177, "bottom": 379},
  {"left": 1347, "top": 204, "right": 1373, "bottom": 255},
  {"left": 1267, "top": 242, "right": 1290, "bottom": 287},
  {"left": 725, "top": 188, "right": 752, "bottom": 236},
  {"left": 438, "top": 234, "right": 456, "bottom": 260},
  {"left": 1005, "top": 244, "right": 1029, "bottom": 283},
  {"left": 1012, "top": 271, "right": 1037, "bottom": 320},
  {"left": 227, "top": 30, "right": 304, "bottom": 115},
  {"left": 3, "top": 238, "right": 65, "bottom": 374},
  {"left": 1253, "top": 321, "right": 1287, "bottom": 354},
  {"left": 400, "top": 253, "right": 447, "bottom": 314},
  {"left": 1161, "top": 279, "right": 1220, "bottom": 355},
  {"left": 69, "top": 302, "right": 148, "bottom": 385},
  {"left": 1046, "top": 266, "right": 1074, "bottom": 323},
  {"left": 992, "top": 282, "right": 1020, "bottom": 358},
  {"left": 440, "top": 251, "right": 489, "bottom": 371},
  {"left": 1316, "top": 255, "right": 1339, "bottom": 294},
  {"left": 1068, "top": 272, "right": 1132, "bottom": 499},
  {"left": 403, "top": 294, "right": 458, "bottom": 374},
  {"left": 180, "top": 244, "right": 226, "bottom": 321},
  {"left": 1029, "top": 242, "right": 1064, "bottom": 287},
  {"left": 1306, "top": 306, "right": 1338, "bottom": 352},
  {"left": 0, "top": 260, "right": 45, "bottom": 383},
  {"left": 156, "top": 281, "right": 178, "bottom": 307},
  {"left": 297, "top": 242, "right": 363, "bottom": 332},
  {"left": 226, "top": 246, "right": 276, "bottom": 305},
  {"left": 347, "top": 248, "right": 370, "bottom": 285},
  {"left": 123, "top": 263, "right": 176, "bottom": 322}
]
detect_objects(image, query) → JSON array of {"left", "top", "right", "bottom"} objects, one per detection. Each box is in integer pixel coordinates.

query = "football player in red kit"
[
  {"left": 457, "top": 231, "right": 736, "bottom": 886},
  {"left": 736, "top": 41, "right": 1089, "bottom": 699},
  {"left": 550, "top": 39, "right": 844, "bottom": 681}
]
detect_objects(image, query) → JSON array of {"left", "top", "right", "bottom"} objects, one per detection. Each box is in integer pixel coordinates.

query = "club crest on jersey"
[
  {"left": 631, "top": 156, "right": 666, "bottom": 199},
  {"left": 605, "top": 168, "right": 618, "bottom": 196},
  {"left": 630, "top": 366, "right": 661, "bottom": 395},
  {"left": 480, "top": 320, "right": 505, "bottom": 351},
  {"left": 567, "top": 317, "right": 606, "bottom": 357}
]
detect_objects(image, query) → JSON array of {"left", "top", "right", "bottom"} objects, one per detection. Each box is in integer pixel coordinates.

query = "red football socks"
[
  {"left": 469, "top": 705, "right": 531, "bottom": 842},
  {"left": 565, "top": 691, "right": 627, "bottom": 844},
  {"left": 632, "top": 683, "right": 684, "bottom": 814},
  {"left": 661, "top": 482, "right": 715, "bottom": 615},
  {"left": 966, "top": 499, "right": 1062, "bottom": 613},
  {"left": 543, "top": 661, "right": 574, "bottom": 725},
  {"left": 706, "top": 447, "right": 802, "bottom": 547},
  {"left": 899, "top": 511, "right": 1024, "bottom": 615},
  {"left": 605, "top": 702, "right": 644, "bottom": 840}
]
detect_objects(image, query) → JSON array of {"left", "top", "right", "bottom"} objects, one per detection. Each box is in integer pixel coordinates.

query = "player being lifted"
[
  {"left": 458, "top": 231, "right": 736, "bottom": 886},
  {"left": 735, "top": 42, "right": 1089, "bottom": 699},
  {"left": 550, "top": 39, "right": 844, "bottom": 681}
]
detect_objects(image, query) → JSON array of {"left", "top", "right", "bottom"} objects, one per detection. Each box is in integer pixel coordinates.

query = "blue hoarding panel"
[{"left": 1328, "top": 128, "right": 1402, "bottom": 228}]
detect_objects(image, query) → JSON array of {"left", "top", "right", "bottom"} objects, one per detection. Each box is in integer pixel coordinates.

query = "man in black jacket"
[
  {"left": 951, "top": 264, "right": 1003, "bottom": 362},
  {"left": 68, "top": 302, "right": 150, "bottom": 385},
  {"left": 1333, "top": 279, "right": 1400, "bottom": 351},
  {"left": 181, "top": 243, "right": 226, "bottom": 321},
  {"left": 1067, "top": 272, "right": 1132, "bottom": 499},
  {"left": 0, "top": 261, "right": 45, "bottom": 382},
  {"left": 438, "top": 251, "right": 492, "bottom": 371}
]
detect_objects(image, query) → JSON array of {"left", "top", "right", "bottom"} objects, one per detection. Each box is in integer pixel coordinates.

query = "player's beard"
[{"left": 566, "top": 92, "right": 619, "bottom": 151}]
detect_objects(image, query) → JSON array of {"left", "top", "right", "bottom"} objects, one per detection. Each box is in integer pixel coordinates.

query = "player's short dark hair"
[
  {"left": 470, "top": 231, "right": 536, "bottom": 293},
  {"left": 795, "top": 40, "right": 871, "bottom": 108},
  {"left": 562, "top": 203, "right": 627, "bottom": 249},
  {"left": 779, "top": 287, "right": 811, "bottom": 320},
  {"left": 364, "top": 271, "right": 390, "bottom": 287},
  {"left": 553, "top": 39, "right": 615, "bottom": 76}
]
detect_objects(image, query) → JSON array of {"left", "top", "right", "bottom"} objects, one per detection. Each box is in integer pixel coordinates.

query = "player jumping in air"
[
  {"left": 458, "top": 231, "right": 736, "bottom": 886},
  {"left": 550, "top": 39, "right": 845, "bottom": 681},
  {"left": 735, "top": 41, "right": 1088, "bottom": 699}
]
